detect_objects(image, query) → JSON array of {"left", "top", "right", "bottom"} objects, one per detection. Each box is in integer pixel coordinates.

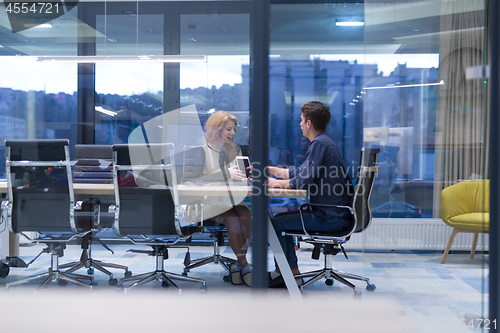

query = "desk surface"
[
  {"left": 0, "top": 180, "right": 306, "bottom": 297},
  {"left": 0, "top": 181, "right": 307, "bottom": 198}
]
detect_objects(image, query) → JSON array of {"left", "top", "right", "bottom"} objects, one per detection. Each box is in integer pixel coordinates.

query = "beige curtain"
[{"left": 433, "top": 0, "right": 488, "bottom": 217}]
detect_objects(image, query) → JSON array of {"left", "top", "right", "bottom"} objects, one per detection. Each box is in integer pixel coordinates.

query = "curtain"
[{"left": 433, "top": 0, "right": 488, "bottom": 217}]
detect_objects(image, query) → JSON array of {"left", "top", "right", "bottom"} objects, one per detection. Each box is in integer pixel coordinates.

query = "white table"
[{"left": 0, "top": 181, "right": 306, "bottom": 298}]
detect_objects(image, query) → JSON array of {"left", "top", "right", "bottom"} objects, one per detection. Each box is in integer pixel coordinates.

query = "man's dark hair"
[{"left": 301, "top": 101, "right": 331, "bottom": 132}]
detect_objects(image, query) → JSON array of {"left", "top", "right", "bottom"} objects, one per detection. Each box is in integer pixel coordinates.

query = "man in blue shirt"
[{"left": 267, "top": 101, "right": 354, "bottom": 287}]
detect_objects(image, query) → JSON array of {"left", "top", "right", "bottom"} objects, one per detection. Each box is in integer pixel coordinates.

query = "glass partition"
[
  {"left": 180, "top": 12, "right": 250, "bottom": 146},
  {"left": 0, "top": 0, "right": 491, "bottom": 329},
  {"left": 0, "top": 6, "right": 80, "bottom": 176},
  {"left": 0, "top": 58, "right": 78, "bottom": 176},
  {"left": 269, "top": 0, "right": 488, "bottom": 329}
]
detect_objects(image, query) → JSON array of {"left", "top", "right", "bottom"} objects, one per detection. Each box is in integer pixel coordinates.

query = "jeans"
[{"left": 271, "top": 210, "right": 352, "bottom": 270}]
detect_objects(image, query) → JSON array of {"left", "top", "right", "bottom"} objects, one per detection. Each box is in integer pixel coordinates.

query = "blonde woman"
[{"left": 191, "top": 111, "right": 252, "bottom": 286}]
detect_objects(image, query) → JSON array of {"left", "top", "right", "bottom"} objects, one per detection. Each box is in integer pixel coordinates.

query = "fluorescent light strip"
[
  {"left": 393, "top": 27, "right": 483, "bottom": 40},
  {"left": 24, "top": 24, "right": 52, "bottom": 28},
  {"left": 37, "top": 55, "right": 207, "bottom": 63},
  {"left": 95, "top": 106, "right": 117, "bottom": 117},
  {"left": 336, "top": 21, "right": 364, "bottom": 27},
  {"left": 363, "top": 80, "right": 444, "bottom": 90}
]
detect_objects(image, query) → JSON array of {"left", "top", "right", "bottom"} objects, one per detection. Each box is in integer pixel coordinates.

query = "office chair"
[
  {"left": 1, "top": 139, "right": 94, "bottom": 290},
  {"left": 440, "top": 179, "right": 489, "bottom": 264},
  {"left": 109, "top": 143, "right": 206, "bottom": 292},
  {"left": 181, "top": 146, "right": 236, "bottom": 282},
  {"left": 59, "top": 144, "right": 130, "bottom": 285},
  {"left": 282, "top": 147, "right": 380, "bottom": 298}
]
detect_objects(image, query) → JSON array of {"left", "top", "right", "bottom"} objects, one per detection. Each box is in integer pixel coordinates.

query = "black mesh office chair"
[
  {"left": 1, "top": 139, "right": 94, "bottom": 290},
  {"left": 59, "top": 144, "right": 130, "bottom": 285},
  {"left": 181, "top": 146, "right": 236, "bottom": 282},
  {"left": 109, "top": 143, "right": 206, "bottom": 292},
  {"left": 283, "top": 147, "right": 380, "bottom": 298}
]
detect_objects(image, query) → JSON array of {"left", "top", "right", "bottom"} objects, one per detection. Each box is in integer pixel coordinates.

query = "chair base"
[
  {"left": 296, "top": 268, "right": 375, "bottom": 293},
  {"left": 119, "top": 246, "right": 206, "bottom": 292},
  {"left": 184, "top": 254, "right": 236, "bottom": 274},
  {"left": 295, "top": 250, "right": 375, "bottom": 295},
  {"left": 61, "top": 257, "right": 129, "bottom": 285},
  {"left": 119, "top": 269, "right": 206, "bottom": 292},
  {"left": 183, "top": 229, "right": 236, "bottom": 280},
  {"left": 6, "top": 252, "right": 94, "bottom": 291}
]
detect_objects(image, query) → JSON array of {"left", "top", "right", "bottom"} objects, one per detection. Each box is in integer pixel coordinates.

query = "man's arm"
[
  {"left": 267, "top": 166, "right": 290, "bottom": 180},
  {"left": 267, "top": 177, "right": 291, "bottom": 189}
]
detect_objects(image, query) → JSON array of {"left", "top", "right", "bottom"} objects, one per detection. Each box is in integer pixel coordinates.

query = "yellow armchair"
[{"left": 440, "top": 179, "right": 489, "bottom": 264}]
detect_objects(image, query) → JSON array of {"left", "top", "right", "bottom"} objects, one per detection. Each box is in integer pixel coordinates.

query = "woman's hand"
[{"left": 228, "top": 165, "right": 247, "bottom": 181}]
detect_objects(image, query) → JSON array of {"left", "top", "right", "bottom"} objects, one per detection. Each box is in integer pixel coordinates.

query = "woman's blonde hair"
[
  {"left": 205, "top": 111, "right": 238, "bottom": 142},
  {"left": 204, "top": 111, "right": 239, "bottom": 161}
]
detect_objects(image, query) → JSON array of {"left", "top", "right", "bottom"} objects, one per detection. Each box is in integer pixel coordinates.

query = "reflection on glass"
[
  {"left": 94, "top": 62, "right": 163, "bottom": 144},
  {"left": 180, "top": 13, "right": 250, "bottom": 146},
  {"left": 96, "top": 14, "right": 164, "bottom": 56},
  {"left": 0, "top": 57, "right": 77, "bottom": 177},
  {"left": 269, "top": 2, "right": 442, "bottom": 218},
  {"left": 93, "top": 13, "right": 164, "bottom": 145},
  {"left": 267, "top": 0, "right": 488, "bottom": 325}
]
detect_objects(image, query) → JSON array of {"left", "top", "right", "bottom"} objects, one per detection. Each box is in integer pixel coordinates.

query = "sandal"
[
  {"left": 241, "top": 269, "right": 252, "bottom": 287},
  {"left": 229, "top": 263, "right": 243, "bottom": 285},
  {"left": 268, "top": 272, "right": 285, "bottom": 288}
]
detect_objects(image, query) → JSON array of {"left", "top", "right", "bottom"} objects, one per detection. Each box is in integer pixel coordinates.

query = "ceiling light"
[
  {"left": 393, "top": 27, "right": 483, "bottom": 40},
  {"left": 363, "top": 80, "right": 444, "bottom": 90},
  {"left": 24, "top": 23, "right": 52, "bottom": 28},
  {"left": 206, "top": 10, "right": 220, "bottom": 17},
  {"left": 36, "top": 55, "right": 207, "bottom": 63},
  {"left": 121, "top": 10, "right": 137, "bottom": 16},
  {"left": 335, "top": 20, "right": 364, "bottom": 27},
  {"left": 95, "top": 106, "right": 117, "bottom": 117}
]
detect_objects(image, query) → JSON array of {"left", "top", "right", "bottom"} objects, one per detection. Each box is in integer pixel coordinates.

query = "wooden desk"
[{"left": 0, "top": 181, "right": 305, "bottom": 297}]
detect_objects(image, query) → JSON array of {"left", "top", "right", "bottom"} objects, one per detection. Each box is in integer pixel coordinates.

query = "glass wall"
[
  {"left": 268, "top": 0, "right": 488, "bottom": 327},
  {"left": 94, "top": 12, "right": 164, "bottom": 144},
  {"left": 179, "top": 12, "right": 250, "bottom": 146},
  {"left": 0, "top": 0, "right": 491, "bottom": 329},
  {"left": 268, "top": 2, "right": 445, "bottom": 218},
  {"left": 0, "top": 5, "right": 79, "bottom": 174}
]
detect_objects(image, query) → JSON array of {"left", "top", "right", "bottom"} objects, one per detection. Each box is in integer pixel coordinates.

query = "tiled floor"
[{"left": 0, "top": 240, "right": 488, "bottom": 333}]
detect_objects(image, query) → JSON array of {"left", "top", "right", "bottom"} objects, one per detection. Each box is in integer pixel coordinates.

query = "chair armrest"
[
  {"left": 299, "top": 202, "right": 353, "bottom": 214},
  {"left": 296, "top": 203, "right": 353, "bottom": 238}
]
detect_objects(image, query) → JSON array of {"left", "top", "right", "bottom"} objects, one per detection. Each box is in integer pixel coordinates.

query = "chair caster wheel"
[
  {"left": 223, "top": 275, "right": 231, "bottom": 282},
  {"left": 87, "top": 268, "right": 94, "bottom": 275},
  {"left": 108, "top": 278, "right": 118, "bottom": 286},
  {"left": 124, "top": 271, "right": 132, "bottom": 278},
  {"left": 353, "top": 291, "right": 362, "bottom": 300},
  {"left": 325, "top": 279, "right": 334, "bottom": 286},
  {"left": 366, "top": 283, "right": 376, "bottom": 291},
  {"left": 200, "top": 285, "right": 207, "bottom": 293},
  {"left": 182, "top": 271, "right": 188, "bottom": 276},
  {"left": 0, "top": 263, "right": 9, "bottom": 278},
  {"left": 161, "top": 281, "right": 170, "bottom": 288},
  {"left": 57, "top": 279, "right": 68, "bottom": 287},
  {"left": 91, "top": 282, "right": 98, "bottom": 289}
]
